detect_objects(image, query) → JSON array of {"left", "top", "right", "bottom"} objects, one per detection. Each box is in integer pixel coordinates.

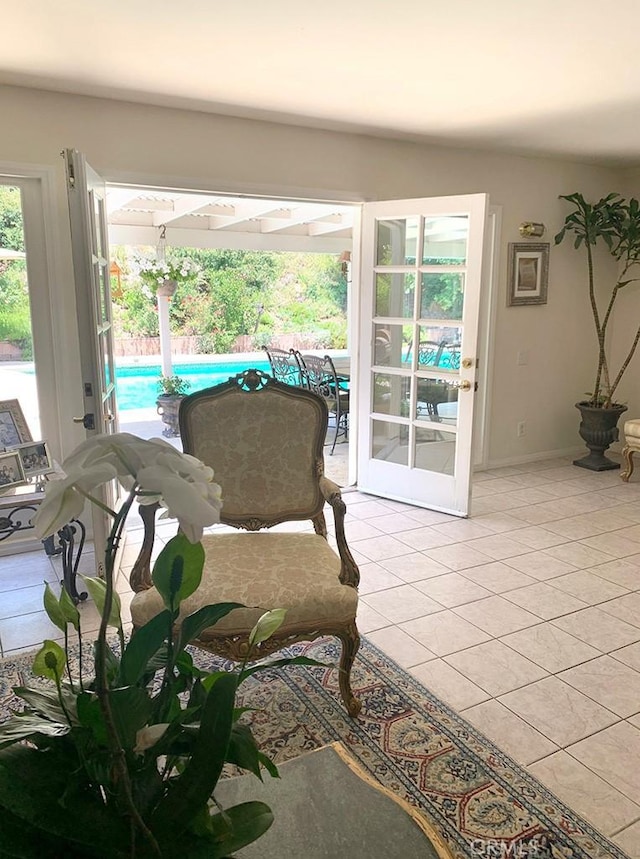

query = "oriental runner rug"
[{"left": 0, "top": 637, "right": 628, "bottom": 859}]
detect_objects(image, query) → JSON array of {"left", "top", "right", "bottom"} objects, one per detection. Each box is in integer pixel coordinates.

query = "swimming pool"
[{"left": 116, "top": 359, "right": 271, "bottom": 411}]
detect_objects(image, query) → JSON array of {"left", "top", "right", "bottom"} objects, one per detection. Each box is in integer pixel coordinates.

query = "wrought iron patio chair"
[
  {"left": 299, "top": 353, "right": 349, "bottom": 455},
  {"left": 129, "top": 369, "right": 362, "bottom": 717},
  {"left": 263, "top": 346, "right": 305, "bottom": 387}
]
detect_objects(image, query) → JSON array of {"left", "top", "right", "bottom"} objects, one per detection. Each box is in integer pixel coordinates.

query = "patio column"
[{"left": 156, "top": 279, "right": 176, "bottom": 379}]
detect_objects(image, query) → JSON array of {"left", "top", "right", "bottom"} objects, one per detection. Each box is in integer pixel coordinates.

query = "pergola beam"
[{"left": 109, "top": 224, "right": 352, "bottom": 254}]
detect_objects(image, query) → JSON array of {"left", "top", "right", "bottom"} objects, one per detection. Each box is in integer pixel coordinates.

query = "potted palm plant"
[
  {"left": 156, "top": 374, "right": 191, "bottom": 437},
  {"left": 555, "top": 192, "right": 640, "bottom": 470}
]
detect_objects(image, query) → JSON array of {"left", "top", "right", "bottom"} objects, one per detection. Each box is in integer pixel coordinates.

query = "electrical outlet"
[{"left": 517, "top": 421, "right": 526, "bottom": 438}]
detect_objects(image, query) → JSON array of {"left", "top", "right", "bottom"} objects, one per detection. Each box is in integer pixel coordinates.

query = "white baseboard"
[{"left": 478, "top": 445, "right": 601, "bottom": 471}]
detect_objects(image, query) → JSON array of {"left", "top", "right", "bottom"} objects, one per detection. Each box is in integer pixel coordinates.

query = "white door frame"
[
  {"left": 0, "top": 163, "right": 73, "bottom": 466},
  {"left": 0, "top": 160, "right": 497, "bottom": 509}
]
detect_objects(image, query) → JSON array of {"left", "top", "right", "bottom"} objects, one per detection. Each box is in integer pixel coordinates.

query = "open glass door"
[
  {"left": 357, "top": 194, "right": 488, "bottom": 516},
  {"left": 64, "top": 149, "right": 119, "bottom": 572}
]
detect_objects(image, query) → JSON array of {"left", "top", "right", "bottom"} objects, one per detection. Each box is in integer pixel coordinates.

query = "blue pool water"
[{"left": 116, "top": 359, "right": 271, "bottom": 411}]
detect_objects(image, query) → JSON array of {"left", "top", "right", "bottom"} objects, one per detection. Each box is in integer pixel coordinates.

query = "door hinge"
[{"left": 63, "top": 149, "right": 75, "bottom": 188}]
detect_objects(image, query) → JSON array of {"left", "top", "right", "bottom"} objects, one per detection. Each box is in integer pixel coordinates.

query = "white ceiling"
[{"left": 3, "top": 0, "right": 640, "bottom": 166}]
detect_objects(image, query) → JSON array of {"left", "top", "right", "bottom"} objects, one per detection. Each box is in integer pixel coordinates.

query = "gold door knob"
[
  {"left": 459, "top": 380, "right": 472, "bottom": 391},
  {"left": 461, "top": 358, "right": 475, "bottom": 369}
]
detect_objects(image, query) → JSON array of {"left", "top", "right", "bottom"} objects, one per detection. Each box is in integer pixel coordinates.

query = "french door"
[
  {"left": 357, "top": 194, "right": 488, "bottom": 516},
  {"left": 64, "top": 149, "right": 119, "bottom": 572}
]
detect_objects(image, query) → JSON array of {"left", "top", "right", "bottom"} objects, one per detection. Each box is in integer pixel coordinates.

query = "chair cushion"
[
  {"left": 130, "top": 532, "right": 358, "bottom": 638},
  {"left": 624, "top": 419, "right": 640, "bottom": 440}
]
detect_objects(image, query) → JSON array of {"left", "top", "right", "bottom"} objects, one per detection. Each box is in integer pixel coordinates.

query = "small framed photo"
[
  {"left": 0, "top": 399, "right": 32, "bottom": 448},
  {"left": 0, "top": 450, "right": 27, "bottom": 493},
  {"left": 507, "top": 242, "right": 550, "bottom": 306},
  {"left": 12, "top": 440, "right": 53, "bottom": 477}
]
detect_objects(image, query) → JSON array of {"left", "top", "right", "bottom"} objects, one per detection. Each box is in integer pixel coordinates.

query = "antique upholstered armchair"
[{"left": 129, "top": 369, "right": 361, "bottom": 716}]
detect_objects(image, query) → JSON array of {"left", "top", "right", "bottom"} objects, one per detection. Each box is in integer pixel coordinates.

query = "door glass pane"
[
  {"left": 416, "top": 378, "right": 458, "bottom": 426},
  {"left": 372, "top": 373, "right": 410, "bottom": 417},
  {"left": 0, "top": 184, "right": 42, "bottom": 439},
  {"left": 373, "top": 323, "right": 413, "bottom": 367},
  {"left": 422, "top": 216, "right": 468, "bottom": 264},
  {"left": 103, "top": 340, "right": 113, "bottom": 390},
  {"left": 420, "top": 273, "right": 464, "bottom": 320},
  {"left": 417, "top": 325, "right": 462, "bottom": 370},
  {"left": 376, "top": 218, "right": 419, "bottom": 265},
  {"left": 375, "top": 273, "right": 415, "bottom": 317},
  {"left": 98, "top": 264, "right": 109, "bottom": 325},
  {"left": 372, "top": 419, "right": 408, "bottom": 465},
  {"left": 414, "top": 427, "right": 456, "bottom": 475}
]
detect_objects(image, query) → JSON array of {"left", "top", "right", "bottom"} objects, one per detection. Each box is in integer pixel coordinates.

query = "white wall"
[{"left": 0, "top": 84, "right": 635, "bottom": 467}]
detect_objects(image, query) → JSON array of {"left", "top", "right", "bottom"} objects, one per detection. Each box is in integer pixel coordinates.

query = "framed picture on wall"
[
  {"left": 11, "top": 440, "right": 54, "bottom": 478},
  {"left": 507, "top": 242, "right": 550, "bottom": 306},
  {"left": 0, "top": 450, "right": 27, "bottom": 493},
  {"left": 0, "top": 399, "right": 32, "bottom": 449}
]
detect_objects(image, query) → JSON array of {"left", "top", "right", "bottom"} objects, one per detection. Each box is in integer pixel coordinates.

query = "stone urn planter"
[
  {"left": 573, "top": 401, "right": 628, "bottom": 471},
  {"left": 156, "top": 394, "right": 184, "bottom": 437},
  {"left": 156, "top": 374, "right": 191, "bottom": 437}
]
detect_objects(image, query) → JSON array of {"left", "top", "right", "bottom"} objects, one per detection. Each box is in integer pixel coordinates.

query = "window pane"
[
  {"left": 376, "top": 218, "right": 419, "bottom": 265},
  {"left": 420, "top": 273, "right": 464, "bottom": 321},
  {"left": 417, "top": 326, "right": 462, "bottom": 370},
  {"left": 375, "top": 273, "right": 415, "bottom": 318},
  {"left": 414, "top": 427, "right": 456, "bottom": 475},
  {"left": 373, "top": 323, "right": 413, "bottom": 368},
  {"left": 372, "top": 419, "right": 408, "bottom": 465},
  {"left": 416, "top": 378, "right": 458, "bottom": 426},
  {"left": 372, "top": 373, "right": 410, "bottom": 417},
  {"left": 422, "top": 216, "right": 468, "bottom": 264}
]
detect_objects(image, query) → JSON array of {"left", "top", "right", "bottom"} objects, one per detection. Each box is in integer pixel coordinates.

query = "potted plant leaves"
[
  {"left": 0, "top": 433, "right": 321, "bottom": 857},
  {"left": 156, "top": 374, "right": 191, "bottom": 438},
  {"left": 555, "top": 192, "right": 640, "bottom": 470}
]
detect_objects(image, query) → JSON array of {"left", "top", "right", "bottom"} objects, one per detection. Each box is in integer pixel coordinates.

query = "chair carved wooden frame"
[{"left": 129, "top": 369, "right": 362, "bottom": 717}]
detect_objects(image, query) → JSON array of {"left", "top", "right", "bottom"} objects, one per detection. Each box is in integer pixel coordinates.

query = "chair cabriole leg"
[
  {"left": 337, "top": 623, "right": 362, "bottom": 717},
  {"left": 620, "top": 445, "right": 635, "bottom": 482}
]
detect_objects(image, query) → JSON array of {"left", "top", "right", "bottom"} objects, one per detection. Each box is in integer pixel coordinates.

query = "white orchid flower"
[
  {"left": 34, "top": 434, "right": 222, "bottom": 542},
  {"left": 33, "top": 461, "right": 119, "bottom": 538}
]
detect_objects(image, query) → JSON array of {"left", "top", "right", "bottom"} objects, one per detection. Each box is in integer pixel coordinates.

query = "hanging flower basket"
[
  {"left": 136, "top": 256, "right": 201, "bottom": 299},
  {"left": 156, "top": 279, "right": 177, "bottom": 298}
]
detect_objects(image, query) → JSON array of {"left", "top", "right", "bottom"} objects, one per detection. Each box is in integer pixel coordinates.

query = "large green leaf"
[
  {"left": 159, "top": 801, "right": 274, "bottom": 859},
  {"left": 76, "top": 692, "right": 108, "bottom": 745},
  {"left": 226, "top": 722, "right": 263, "bottom": 779},
  {"left": 118, "top": 609, "right": 172, "bottom": 685},
  {"left": 150, "top": 672, "right": 238, "bottom": 841},
  {"left": 59, "top": 586, "right": 81, "bottom": 631},
  {"left": 42, "top": 582, "right": 67, "bottom": 632},
  {"left": 240, "top": 654, "right": 328, "bottom": 681},
  {"left": 13, "top": 685, "right": 78, "bottom": 724},
  {"left": 176, "top": 602, "right": 244, "bottom": 652},
  {"left": 0, "top": 806, "right": 80, "bottom": 857},
  {"left": 152, "top": 533, "right": 205, "bottom": 611},
  {"left": 0, "top": 745, "right": 130, "bottom": 854},
  {"left": 108, "top": 686, "right": 153, "bottom": 748},
  {"left": 207, "top": 801, "right": 274, "bottom": 859},
  {"left": 32, "top": 640, "right": 66, "bottom": 683},
  {"left": 0, "top": 713, "right": 70, "bottom": 749},
  {"left": 80, "top": 576, "right": 122, "bottom": 630},
  {"left": 247, "top": 608, "right": 287, "bottom": 648}
]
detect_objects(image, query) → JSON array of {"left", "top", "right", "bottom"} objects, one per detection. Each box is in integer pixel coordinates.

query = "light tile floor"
[{"left": 2, "top": 455, "right": 640, "bottom": 854}]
